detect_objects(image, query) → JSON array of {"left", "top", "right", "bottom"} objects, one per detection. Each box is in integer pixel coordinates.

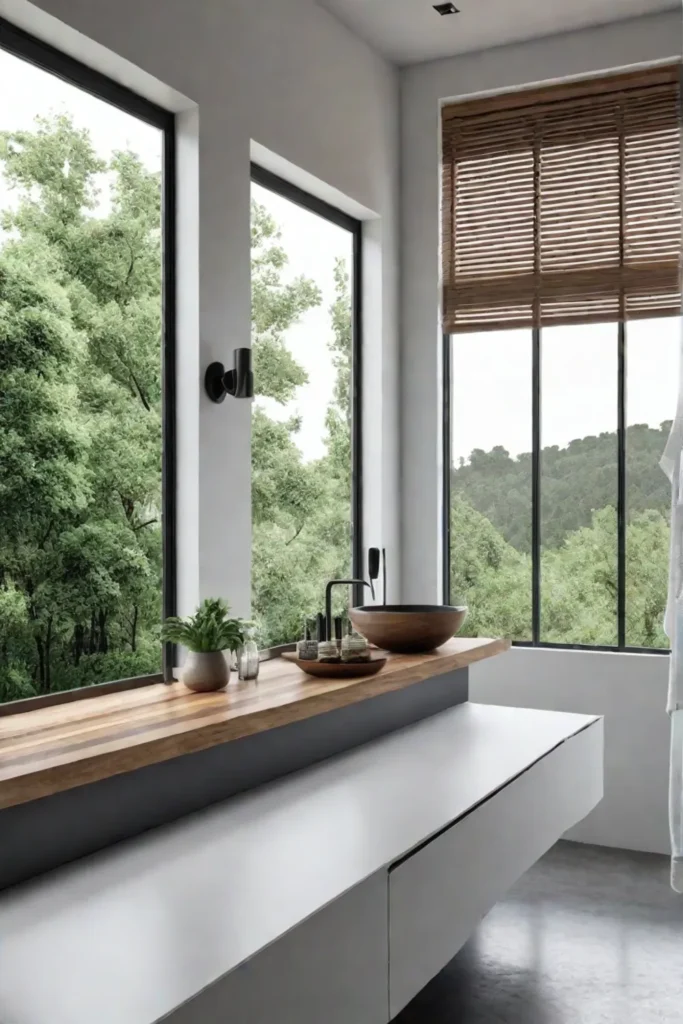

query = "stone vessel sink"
[{"left": 349, "top": 605, "right": 468, "bottom": 655}]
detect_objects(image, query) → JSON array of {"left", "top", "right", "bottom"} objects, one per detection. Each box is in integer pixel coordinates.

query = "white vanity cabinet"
[
  {"left": 0, "top": 705, "right": 603, "bottom": 1024},
  {"left": 387, "top": 720, "right": 603, "bottom": 1016}
]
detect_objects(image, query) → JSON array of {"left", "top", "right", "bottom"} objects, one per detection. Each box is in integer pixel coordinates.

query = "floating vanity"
[{"left": 0, "top": 638, "right": 603, "bottom": 1023}]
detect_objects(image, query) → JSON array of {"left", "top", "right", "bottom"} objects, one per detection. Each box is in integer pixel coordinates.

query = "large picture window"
[
  {"left": 0, "top": 20, "right": 175, "bottom": 709},
  {"left": 443, "top": 65, "right": 681, "bottom": 651},
  {"left": 250, "top": 167, "right": 361, "bottom": 648}
]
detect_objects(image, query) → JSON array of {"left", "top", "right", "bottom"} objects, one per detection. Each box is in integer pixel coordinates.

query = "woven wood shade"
[{"left": 441, "top": 65, "right": 682, "bottom": 333}]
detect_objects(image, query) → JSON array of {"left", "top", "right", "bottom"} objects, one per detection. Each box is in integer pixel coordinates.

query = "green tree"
[
  {"left": 0, "top": 242, "right": 88, "bottom": 695},
  {"left": 0, "top": 115, "right": 164, "bottom": 700},
  {"left": 450, "top": 496, "right": 532, "bottom": 642},
  {"left": 250, "top": 206, "right": 354, "bottom": 647},
  {"left": 541, "top": 507, "right": 618, "bottom": 646},
  {"left": 451, "top": 494, "right": 670, "bottom": 649},
  {"left": 625, "top": 509, "right": 670, "bottom": 649}
]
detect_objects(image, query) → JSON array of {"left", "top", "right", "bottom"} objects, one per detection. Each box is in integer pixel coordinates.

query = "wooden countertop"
[{"left": 0, "top": 636, "right": 509, "bottom": 810}]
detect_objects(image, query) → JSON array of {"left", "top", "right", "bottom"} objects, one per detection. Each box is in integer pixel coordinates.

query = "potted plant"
[{"left": 161, "top": 598, "right": 248, "bottom": 692}]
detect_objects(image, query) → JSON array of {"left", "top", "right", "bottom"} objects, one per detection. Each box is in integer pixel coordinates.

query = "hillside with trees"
[
  {"left": 451, "top": 425, "right": 671, "bottom": 552},
  {"left": 451, "top": 426, "right": 671, "bottom": 649}
]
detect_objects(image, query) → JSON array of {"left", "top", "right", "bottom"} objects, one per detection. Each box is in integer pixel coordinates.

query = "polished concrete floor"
[{"left": 395, "top": 841, "right": 683, "bottom": 1023}]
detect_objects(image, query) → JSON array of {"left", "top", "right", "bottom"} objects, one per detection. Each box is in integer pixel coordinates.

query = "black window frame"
[
  {"left": 250, "top": 163, "right": 364, "bottom": 609},
  {"left": 443, "top": 322, "right": 671, "bottom": 655},
  {"left": 0, "top": 17, "right": 177, "bottom": 716}
]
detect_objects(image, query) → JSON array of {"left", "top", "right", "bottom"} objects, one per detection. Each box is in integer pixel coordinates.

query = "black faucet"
[{"left": 325, "top": 579, "right": 373, "bottom": 641}]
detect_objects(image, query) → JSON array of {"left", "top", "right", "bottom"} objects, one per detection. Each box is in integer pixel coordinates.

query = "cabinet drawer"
[{"left": 389, "top": 719, "right": 603, "bottom": 1017}]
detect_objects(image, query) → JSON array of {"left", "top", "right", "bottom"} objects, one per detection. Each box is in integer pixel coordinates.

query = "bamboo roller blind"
[{"left": 441, "top": 65, "right": 682, "bottom": 333}]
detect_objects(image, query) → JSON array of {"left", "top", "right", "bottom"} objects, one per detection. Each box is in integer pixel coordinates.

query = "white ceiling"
[{"left": 317, "top": 0, "right": 679, "bottom": 65}]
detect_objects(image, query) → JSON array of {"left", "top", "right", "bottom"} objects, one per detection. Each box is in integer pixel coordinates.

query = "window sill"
[
  {"left": 511, "top": 641, "right": 669, "bottom": 656},
  {"left": 0, "top": 637, "right": 509, "bottom": 810}
]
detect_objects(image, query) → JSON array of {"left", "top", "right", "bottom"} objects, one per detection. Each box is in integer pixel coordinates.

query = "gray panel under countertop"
[{"left": 0, "top": 666, "right": 468, "bottom": 890}]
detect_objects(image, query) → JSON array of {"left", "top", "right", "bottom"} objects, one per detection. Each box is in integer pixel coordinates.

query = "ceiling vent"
[{"left": 433, "top": 2, "right": 460, "bottom": 14}]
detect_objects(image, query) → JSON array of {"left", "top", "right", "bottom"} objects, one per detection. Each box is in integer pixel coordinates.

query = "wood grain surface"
[{"left": 0, "top": 636, "right": 509, "bottom": 810}]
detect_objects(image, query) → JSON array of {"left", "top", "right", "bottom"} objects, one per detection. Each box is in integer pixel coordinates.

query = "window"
[
  {"left": 0, "top": 19, "right": 175, "bottom": 710},
  {"left": 443, "top": 65, "right": 681, "bottom": 651},
  {"left": 626, "top": 318, "right": 679, "bottom": 648},
  {"left": 250, "top": 166, "right": 361, "bottom": 648},
  {"left": 540, "top": 324, "right": 618, "bottom": 646},
  {"left": 449, "top": 329, "right": 533, "bottom": 642}
]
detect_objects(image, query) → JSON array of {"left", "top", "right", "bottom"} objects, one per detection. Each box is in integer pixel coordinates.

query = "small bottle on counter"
[
  {"left": 341, "top": 630, "right": 371, "bottom": 663},
  {"left": 297, "top": 621, "right": 319, "bottom": 662},
  {"left": 318, "top": 638, "right": 341, "bottom": 663},
  {"left": 237, "top": 628, "right": 260, "bottom": 681}
]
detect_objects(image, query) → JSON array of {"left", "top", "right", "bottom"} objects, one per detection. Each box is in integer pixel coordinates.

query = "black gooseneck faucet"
[{"left": 325, "top": 579, "right": 373, "bottom": 641}]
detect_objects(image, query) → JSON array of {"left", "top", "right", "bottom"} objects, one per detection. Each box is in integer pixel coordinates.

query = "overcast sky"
[
  {"left": 2, "top": 44, "right": 679, "bottom": 471},
  {"left": 451, "top": 318, "right": 680, "bottom": 463}
]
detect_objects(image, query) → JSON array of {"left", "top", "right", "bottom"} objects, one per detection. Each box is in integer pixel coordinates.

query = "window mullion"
[
  {"left": 532, "top": 326, "right": 542, "bottom": 645},
  {"left": 531, "top": 116, "right": 541, "bottom": 646},
  {"left": 162, "top": 125, "right": 177, "bottom": 682},
  {"left": 351, "top": 222, "right": 364, "bottom": 608},
  {"left": 617, "top": 97, "right": 626, "bottom": 651},
  {"left": 618, "top": 320, "right": 627, "bottom": 649},
  {"left": 443, "top": 333, "right": 452, "bottom": 606}
]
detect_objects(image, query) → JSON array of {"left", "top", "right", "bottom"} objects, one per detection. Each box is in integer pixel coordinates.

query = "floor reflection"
[{"left": 395, "top": 841, "right": 683, "bottom": 1023}]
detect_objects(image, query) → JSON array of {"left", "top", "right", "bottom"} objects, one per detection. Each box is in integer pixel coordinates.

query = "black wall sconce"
[{"left": 205, "top": 348, "right": 254, "bottom": 403}]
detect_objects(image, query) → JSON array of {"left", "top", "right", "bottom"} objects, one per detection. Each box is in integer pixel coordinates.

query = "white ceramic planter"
[{"left": 181, "top": 650, "right": 231, "bottom": 692}]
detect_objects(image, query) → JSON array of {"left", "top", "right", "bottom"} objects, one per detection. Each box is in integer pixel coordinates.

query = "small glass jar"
[
  {"left": 318, "top": 639, "right": 341, "bottom": 663},
  {"left": 297, "top": 621, "right": 319, "bottom": 661},
  {"left": 297, "top": 638, "right": 319, "bottom": 661},
  {"left": 341, "top": 632, "right": 371, "bottom": 663},
  {"left": 237, "top": 633, "right": 260, "bottom": 681}
]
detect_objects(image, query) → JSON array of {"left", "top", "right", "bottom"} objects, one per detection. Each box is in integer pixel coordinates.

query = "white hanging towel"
[{"left": 661, "top": 334, "right": 683, "bottom": 893}]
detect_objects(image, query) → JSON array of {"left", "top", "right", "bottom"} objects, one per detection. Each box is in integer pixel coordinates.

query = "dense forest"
[
  {"left": 451, "top": 425, "right": 672, "bottom": 649},
  {"left": 0, "top": 113, "right": 354, "bottom": 703},
  {"left": 0, "top": 116, "right": 166, "bottom": 702}
]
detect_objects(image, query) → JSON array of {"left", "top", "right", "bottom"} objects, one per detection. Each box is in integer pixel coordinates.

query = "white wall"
[
  {"left": 400, "top": 9, "right": 682, "bottom": 604},
  {"left": 0, "top": 0, "right": 400, "bottom": 617},
  {"left": 471, "top": 648, "right": 671, "bottom": 855},
  {"left": 399, "top": 10, "right": 681, "bottom": 855}
]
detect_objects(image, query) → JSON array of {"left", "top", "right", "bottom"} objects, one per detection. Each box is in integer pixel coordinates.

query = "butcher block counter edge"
[{"left": 0, "top": 636, "right": 510, "bottom": 808}]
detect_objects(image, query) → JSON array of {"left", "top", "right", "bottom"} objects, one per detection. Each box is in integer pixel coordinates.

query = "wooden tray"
[{"left": 281, "top": 651, "right": 387, "bottom": 679}]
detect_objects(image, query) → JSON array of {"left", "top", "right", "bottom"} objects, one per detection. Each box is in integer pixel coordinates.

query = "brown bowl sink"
[{"left": 348, "top": 605, "right": 468, "bottom": 654}]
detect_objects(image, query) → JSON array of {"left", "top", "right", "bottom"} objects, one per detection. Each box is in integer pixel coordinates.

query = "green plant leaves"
[{"left": 161, "top": 598, "right": 247, "bottom": 653}]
